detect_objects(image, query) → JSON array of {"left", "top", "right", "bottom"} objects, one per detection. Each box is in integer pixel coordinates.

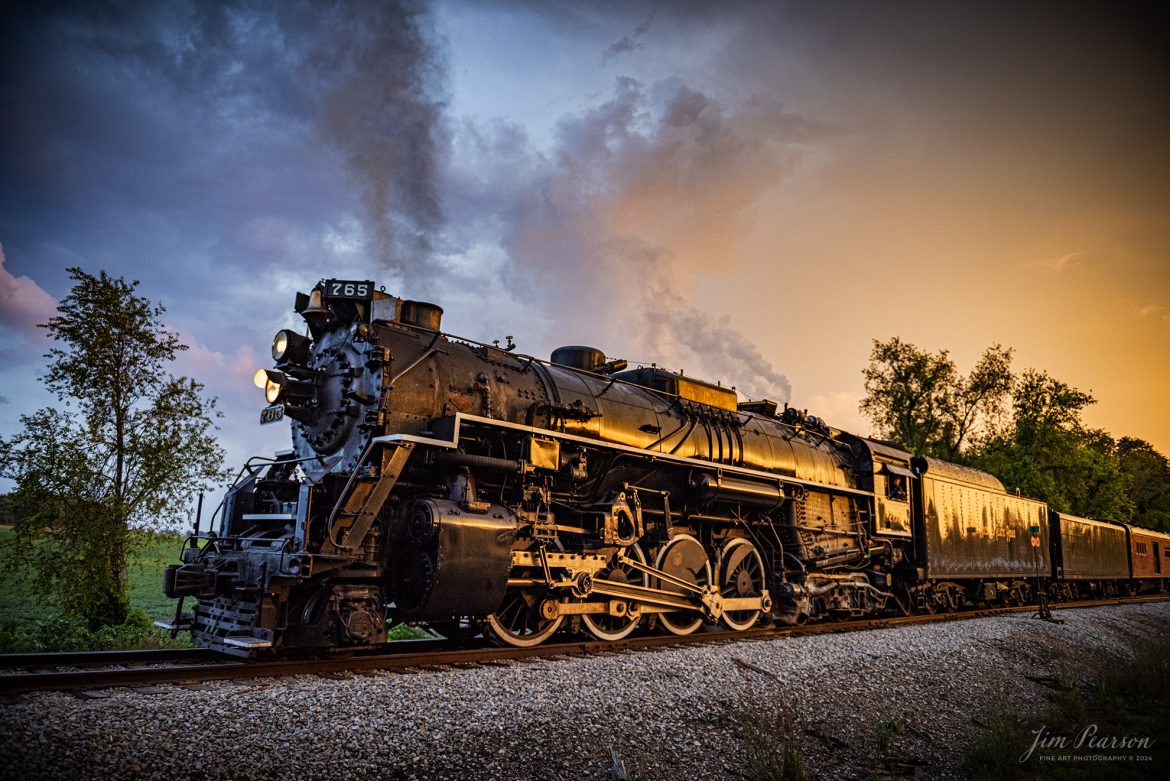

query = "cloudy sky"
[{"left": 2, "top": 0, "right": 1168, "bottom": 498}]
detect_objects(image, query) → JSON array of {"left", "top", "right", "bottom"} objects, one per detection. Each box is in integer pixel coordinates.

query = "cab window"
[{"left": 886, "top": 474, "right": 908, "bottom": 502}]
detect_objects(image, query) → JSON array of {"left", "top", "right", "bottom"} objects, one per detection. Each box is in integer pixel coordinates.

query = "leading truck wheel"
[
  {"left": 485, "top": 587, "right": 564, "bottom": 648},
  {"left": 653, "top": 535, "right": 711, "bottom": 636},
  {"left": 718, "top": 538, "right": 766, "bottom": 631}
]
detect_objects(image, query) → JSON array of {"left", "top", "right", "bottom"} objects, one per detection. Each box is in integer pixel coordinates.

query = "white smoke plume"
[{"left": 443, "top": 76, "right": 834, "bottom": 401}]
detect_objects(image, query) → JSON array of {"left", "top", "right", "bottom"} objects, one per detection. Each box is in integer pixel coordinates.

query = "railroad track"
[
  {"left": 0, "top": 647, "right": 218, "bottom": 669},
  {"left": 3, "top": 594, "right": 1167, "bottom": 695}
]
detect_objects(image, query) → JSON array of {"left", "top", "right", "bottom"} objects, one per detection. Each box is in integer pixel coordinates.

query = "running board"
[
  {"left": 153, "top": 618, "right": 193, "bottom": 632},
  {"left": 222, "top": 635, "right": 275, "bottom": 650}
]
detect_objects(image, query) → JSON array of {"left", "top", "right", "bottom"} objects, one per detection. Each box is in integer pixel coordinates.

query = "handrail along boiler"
[{"left": 161, "top": 279, "right": 1170, "bottom": 655}]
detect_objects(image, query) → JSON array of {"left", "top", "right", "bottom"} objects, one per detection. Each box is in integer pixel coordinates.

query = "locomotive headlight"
[
  {"left": 257, "top": 369, "right": 287, "bottom": 404},
  {"left": 271, "top": 329, "right": 312, "bottom": 365},
  {"left": 257, "top": 368, "right": 317, "bottom": 407},
  {"left": 273, "top": 332, "right": 288, "bottom": 358}
]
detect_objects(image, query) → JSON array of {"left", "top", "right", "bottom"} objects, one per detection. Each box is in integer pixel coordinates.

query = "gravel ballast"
[{"left": 2, "top": 602, "right": 1167, "bottom": 780}]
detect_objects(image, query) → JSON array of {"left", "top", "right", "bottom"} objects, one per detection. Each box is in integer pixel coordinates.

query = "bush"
[{"left": 0, "top": 609, "right": 191, "bottom": 653}]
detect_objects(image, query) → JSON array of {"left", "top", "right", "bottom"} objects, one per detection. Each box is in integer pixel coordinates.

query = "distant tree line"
[{"left": 861, "top": 337, "right": 1170, "bottom": 530}]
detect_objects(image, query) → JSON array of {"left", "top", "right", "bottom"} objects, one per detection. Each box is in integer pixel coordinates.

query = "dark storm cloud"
[
  {"left": 0, "top": 0, "right": 447, "bottom": 289},
  {"left": 0, "top": 0, "right": 449, "bottom": 469},
  {"left": 713, "top": 1, "right": 1170, "bottom": 152},
  {"left": 601, "top": 13, "right": 653, "bottom": 64}
]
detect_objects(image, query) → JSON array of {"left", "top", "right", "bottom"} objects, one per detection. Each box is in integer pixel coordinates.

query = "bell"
[{"left": 300, "top": 289, "right": 333, "bottom": 325}]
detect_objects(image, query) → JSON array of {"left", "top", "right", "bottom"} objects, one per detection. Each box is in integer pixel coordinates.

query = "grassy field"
[
  {"left": 0, "top": 527, "right": 191, "bottom": 652},
  {"left": 0, "top": 528, "right": 426, "bottom": 651}
]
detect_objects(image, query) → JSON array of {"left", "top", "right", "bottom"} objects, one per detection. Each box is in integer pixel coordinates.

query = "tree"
[
  {"left": 859, "top": 337, "right": 1013, "bottom": 459},
  {"left": 968, "top": 370, "right": 1133, "bottom": 523},
  {"left": 1117, "top": 437, "right": 1170, "bottom": 531},
  {"left": 0, "top": 268, "right": 225, "bottom": 628},
  {"left": 859, "top": 341, "right": 1145, "bottom": 523}
]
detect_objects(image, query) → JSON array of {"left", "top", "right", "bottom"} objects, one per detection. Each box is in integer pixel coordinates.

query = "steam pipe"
[
  {"left": 694, "top": 473, "right": 786, "bottom": 510},
  {"left": 434, "top": 451, "right": 524, "bottom": 474},
  {"left": 796, "top": 579, "right": 894, "bottom": 600},
  {"left": 388, "top": 331, "right": 441, "bottom": 389}
]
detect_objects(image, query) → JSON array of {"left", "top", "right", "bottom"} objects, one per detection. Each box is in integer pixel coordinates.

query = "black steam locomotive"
[{"left": 161, "top": 279, "right": 1170, "bottom": 656}]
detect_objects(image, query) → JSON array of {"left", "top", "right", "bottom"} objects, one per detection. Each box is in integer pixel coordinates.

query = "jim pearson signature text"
[{"left": 1021, "top": 724, "right": 1154, "bottom": 762}]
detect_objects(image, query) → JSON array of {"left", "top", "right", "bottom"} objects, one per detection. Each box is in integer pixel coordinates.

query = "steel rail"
[
  {"left": 2, "top": 594, "right": 1167, "bottom": 695},
  {"left": 0, "top": 647, "right": 218, "bottom": 670}
]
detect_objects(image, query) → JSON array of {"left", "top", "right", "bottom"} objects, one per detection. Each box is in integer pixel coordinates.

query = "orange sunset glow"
[{"left": 1, "top": 1, "right": 1167, "bottom": 466}]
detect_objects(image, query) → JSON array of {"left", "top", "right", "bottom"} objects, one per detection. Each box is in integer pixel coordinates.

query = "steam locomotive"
[{"left": 161, "top": 279, "right": 1170, "bottom": 656}]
